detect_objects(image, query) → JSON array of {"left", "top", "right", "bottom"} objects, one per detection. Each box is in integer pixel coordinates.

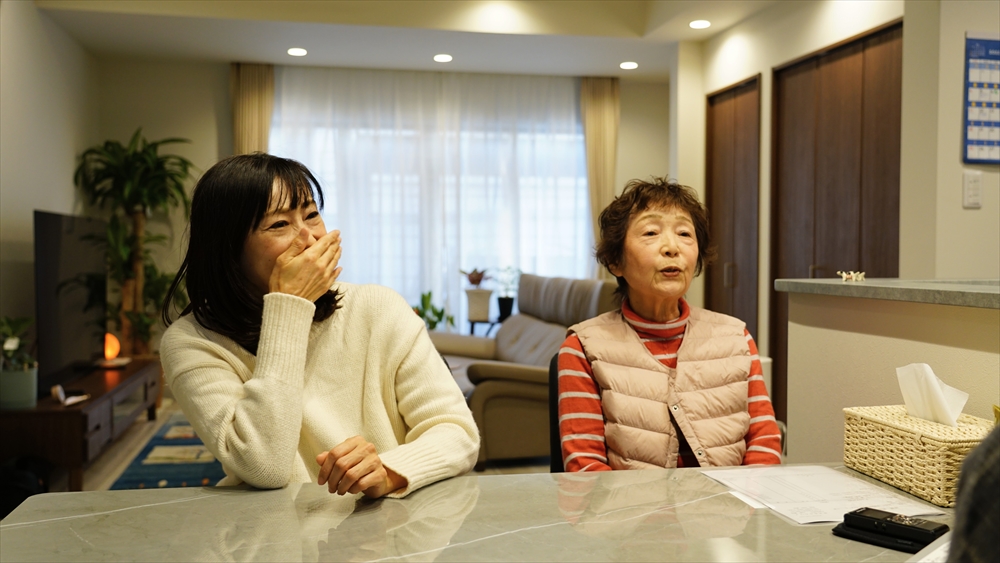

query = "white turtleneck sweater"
[{"left": 160, "top": 283, "right": 479, "bottom": 497}]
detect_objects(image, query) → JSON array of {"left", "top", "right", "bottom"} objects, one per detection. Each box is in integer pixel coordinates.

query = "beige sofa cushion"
[
  {"left": 428, "top": 274, "right": 619, "bottom": 404},
  {"left": 494, "top": 313, "right": 566, "bottom": 367},
  {"left": 518, "top": 273, "right": 617, "bottom": 327}
]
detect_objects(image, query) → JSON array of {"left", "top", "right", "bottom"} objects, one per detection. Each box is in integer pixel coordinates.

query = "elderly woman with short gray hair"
[{"left": 557, "top": 178, "right": 781, "bottom": 472}]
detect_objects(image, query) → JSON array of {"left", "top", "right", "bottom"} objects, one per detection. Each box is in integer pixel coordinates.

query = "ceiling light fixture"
[
  {"left": 287, "top": 48, "right": 307, "bottom": 57},
  {"left": 689, "top": 20, "right": 711, "bottom": 29},
  {"left": 620, "top": 62, "right": 638, "bottom": 70},
  {"left": 433, "top": 54, "right": 453, "bottom": 63}
]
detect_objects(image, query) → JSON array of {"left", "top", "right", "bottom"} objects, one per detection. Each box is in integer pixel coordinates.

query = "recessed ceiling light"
[
  {"left": 620, "top": 62, "right": 638, "bottom": 70},
  {"left": 287, "top": 48, "right": 307, "bottom": 57},
  {"left": 689, "top": 20, "right": 711, "bottom": 29},
  {"left": 433, "top": 54, "right": 453, "bottom": 63}
]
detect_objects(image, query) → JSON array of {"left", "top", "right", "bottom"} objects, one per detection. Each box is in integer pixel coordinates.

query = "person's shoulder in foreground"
[{"left": 947, "top": 424, "right": 1000, "bottom": 563}]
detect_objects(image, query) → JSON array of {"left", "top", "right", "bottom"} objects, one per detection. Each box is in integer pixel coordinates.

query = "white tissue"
[{"left": 895, "top": 363, "right": 969, "bottom": 427}]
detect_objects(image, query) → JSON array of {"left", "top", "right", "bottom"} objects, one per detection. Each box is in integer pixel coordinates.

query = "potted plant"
[
  {"left": 461, "top": 268, "right": 493, "bottom": 322},
  {"left": 412, "top": 291, "right": 455, "bottom": 331},
  {"left": 496, "top": 267, "right": 521, "bottom": 322},
  {"left": 1, "top": 317, "right": 38, "bottom": 410},
  {"left": 74, "top": 128, "right": 194, "bottom": 357}
]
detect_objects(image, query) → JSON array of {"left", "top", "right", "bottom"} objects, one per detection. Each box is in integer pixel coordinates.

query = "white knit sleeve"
[
  {"left": 160, "top": 293, "right": 315, "bottom": 489},
  {"left": 374, "top": 291, "right": 481, "bottom": 496}
]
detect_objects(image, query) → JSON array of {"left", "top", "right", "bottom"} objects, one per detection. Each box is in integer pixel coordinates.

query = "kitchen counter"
[
  {"left": 774, "top": 278, "right": 999, "bottom": 309},
  {"left": 775, "top": 278, "right": 998, "bottom": 464}
]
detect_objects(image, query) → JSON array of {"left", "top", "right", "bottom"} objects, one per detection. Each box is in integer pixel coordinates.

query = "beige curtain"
[
  {"left": 580, "top": 77, "right": 620, "bottom": 280},
  {"left": 231, "top": 63, "right": 274, "bottom": 154}
]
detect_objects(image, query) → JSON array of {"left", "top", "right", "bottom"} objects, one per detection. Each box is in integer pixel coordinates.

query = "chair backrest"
[
  {"left": 548, "top": 352, "right": 563, "bottom": 472},
  {"left": 517, "top": 274, "right": 617, "bottom": 327}
]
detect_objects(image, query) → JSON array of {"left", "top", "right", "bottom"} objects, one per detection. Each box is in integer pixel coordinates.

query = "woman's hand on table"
[
  {"left": 269, "top": 228, "right": 342, "bottom": 302},
  {"left": 316, "top": 436, "right": 407, "bottom": 498}
]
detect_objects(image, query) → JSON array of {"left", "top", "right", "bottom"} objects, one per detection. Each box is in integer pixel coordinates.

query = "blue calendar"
[{"left": 963, "top": 33, "right": 1000, "bottom": 164}]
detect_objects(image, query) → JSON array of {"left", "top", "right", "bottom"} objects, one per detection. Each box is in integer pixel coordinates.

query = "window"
[{"left": 270, "top": 67, "right": 592, "bottom": 328}]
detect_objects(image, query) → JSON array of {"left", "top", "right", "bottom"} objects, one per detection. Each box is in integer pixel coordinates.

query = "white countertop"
[{"left": 0, "top": 465, "right": 950, "bottom": 562}]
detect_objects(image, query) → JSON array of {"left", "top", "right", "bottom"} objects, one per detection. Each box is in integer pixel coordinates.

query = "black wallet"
[
  {"left": 832, "top": 507, "right": 949, "bottom": 554},
  {"left": 832, "top": 522, "right": 925, "bottom": 554}
]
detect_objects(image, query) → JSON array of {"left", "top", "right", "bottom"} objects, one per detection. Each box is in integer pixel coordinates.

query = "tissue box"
[{"left": 843, "top": 405, "right": 993, "bottom": 507}]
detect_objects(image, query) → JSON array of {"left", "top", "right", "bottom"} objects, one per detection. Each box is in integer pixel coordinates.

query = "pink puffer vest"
[{"left": 569, "top": 307, "right": 750, "bottom": 469}]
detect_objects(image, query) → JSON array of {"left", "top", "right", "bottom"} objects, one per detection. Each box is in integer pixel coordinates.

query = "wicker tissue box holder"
[{"left": 843, "top": 405, "right": 993, "bottom": 507}]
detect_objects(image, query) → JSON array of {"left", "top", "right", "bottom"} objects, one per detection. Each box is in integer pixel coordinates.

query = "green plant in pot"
[
  {"left": 1, "top": 317, "right": 38, "bottom": 410},
  {"left": 412, "top": 292, "right": 455, "bottom": 331},
  {"left": 74, "top": 128, "right": 194, "bottom": 357}
]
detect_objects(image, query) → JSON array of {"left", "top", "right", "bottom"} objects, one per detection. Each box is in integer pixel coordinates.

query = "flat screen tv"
[{"left": 33, "top": 210, "right": 107, "bottom": 396}]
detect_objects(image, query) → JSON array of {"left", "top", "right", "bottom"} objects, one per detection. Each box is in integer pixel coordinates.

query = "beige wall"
[
  {"left": 697, "top": 0, "right": 906, "bottom": 354},
  {"left": 615, "top": 79, "right": 670, "bottom": 192},
  {"left": 0, "top": 0, "right": 231, "bottom": 336},
  {"left": 0, "top": 0, "right": 99, "bottom": 319},
  {"left": 785, "top": 293, "right": 999, "bottom": 463},
  {"left": 932, "top": 1, "right": 1000, "bottom": 279},
  {"left": 667, "top": 41, "right": 706, "bottom": 308},
  {"left": 898, "top": 0, "right": 940, "bottom": 279},
  {"left": 96, "top": 59, "right": 232, "bottom": 275}
]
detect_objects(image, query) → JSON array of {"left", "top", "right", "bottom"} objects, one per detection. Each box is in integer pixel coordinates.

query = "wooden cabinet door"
[
  {"left": 706, "top": 77, "right": 760, "bottom": 340},
  {"left": 814, "top": 43, "right": 864, "bottom": 278},
  {"left": 861, "top": 27, "right": 903, "bottom": 276},
  {"left": 770, "top": 24, "right": 901, "bottom": 422}
]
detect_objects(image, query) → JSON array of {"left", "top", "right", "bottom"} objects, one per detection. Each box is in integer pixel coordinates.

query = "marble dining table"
[{"left": 0, "top": 464, "right": 950, "bottom": 562}]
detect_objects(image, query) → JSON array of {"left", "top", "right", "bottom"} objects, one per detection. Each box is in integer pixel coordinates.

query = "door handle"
[{"left": 724, "top": 262, "right": 735, "bottom": 288}]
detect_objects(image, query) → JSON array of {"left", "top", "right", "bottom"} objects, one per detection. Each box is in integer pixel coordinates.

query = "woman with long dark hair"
[{"left": 161, "top": 153, "right": 478, "bottom": 498}]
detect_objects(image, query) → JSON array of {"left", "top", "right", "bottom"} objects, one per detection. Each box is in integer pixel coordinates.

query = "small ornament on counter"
[{"left": 837, "top": 271, "right": 866, "bottom": 282}]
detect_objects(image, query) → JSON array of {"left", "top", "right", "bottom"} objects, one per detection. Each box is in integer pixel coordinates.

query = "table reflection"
[{"left": 557, "top": 469, "right": 752, "bottom": 543}]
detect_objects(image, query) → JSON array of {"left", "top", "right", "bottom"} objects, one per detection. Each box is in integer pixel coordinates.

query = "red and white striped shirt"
[{"left": 558, "top": 298, "right": 782, "bottom": 472}]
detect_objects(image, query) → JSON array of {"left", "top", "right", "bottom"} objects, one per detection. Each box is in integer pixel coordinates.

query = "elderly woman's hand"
[
  {"left": 316, "top": 436, "right": 408, "bottom": 498},
  {"left": 269, "top": 228, "right": 342, "bottom": 302}
]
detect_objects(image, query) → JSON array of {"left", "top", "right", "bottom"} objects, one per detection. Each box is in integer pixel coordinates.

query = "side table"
[
  {"left": 0, "top": 359, "right": 160, "bottom": 491},
  {"left": 469, "top": 319, "right": 501, "bottom": 337}
]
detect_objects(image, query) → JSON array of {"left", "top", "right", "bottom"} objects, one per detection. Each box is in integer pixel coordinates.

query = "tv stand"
[{"left": 0, "top": 359, "right": 160, "bottom": 491}]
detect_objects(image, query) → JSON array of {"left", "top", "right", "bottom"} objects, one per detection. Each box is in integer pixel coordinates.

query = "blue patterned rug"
[{"left": 110, "top": 411, "right": 227, "bottom": 490}]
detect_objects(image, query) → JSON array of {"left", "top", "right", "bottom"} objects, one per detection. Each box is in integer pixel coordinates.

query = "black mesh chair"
[{"left": 548, "top": 353, "right": 563, "bottom": 472}]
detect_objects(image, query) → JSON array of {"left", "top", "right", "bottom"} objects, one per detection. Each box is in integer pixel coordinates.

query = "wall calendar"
[{"left": 964, "top": 32, "right": 1000, "bottom": 164}]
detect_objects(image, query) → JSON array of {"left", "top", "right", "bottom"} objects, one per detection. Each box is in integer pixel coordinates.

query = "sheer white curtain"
[{"left": 269, "top": 66, "right": 592, "bottom": 330}]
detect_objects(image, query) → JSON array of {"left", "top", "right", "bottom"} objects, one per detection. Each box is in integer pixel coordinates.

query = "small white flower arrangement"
[
  {"left": 1, "top": 317, "right": 36, "bottom": 372},
  {"left": 497, "top": 267, "right": 522, "bottom": 298}
]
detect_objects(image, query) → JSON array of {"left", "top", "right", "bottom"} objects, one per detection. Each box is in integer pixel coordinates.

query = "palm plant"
[{"left": 74, "top": 128, "right": 194, "bottom": 355}]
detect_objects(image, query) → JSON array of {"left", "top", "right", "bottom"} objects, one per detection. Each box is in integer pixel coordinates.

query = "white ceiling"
[{"left": 40, "top": 1, "right": 777, "bottom": 80}]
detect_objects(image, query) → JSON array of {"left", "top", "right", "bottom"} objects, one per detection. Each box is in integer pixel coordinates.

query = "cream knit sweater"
[{"left": 160, "top": 283, "right": 479, "bottom": 497}]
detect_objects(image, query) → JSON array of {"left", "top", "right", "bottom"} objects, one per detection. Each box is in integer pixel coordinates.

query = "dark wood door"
[
  {"left": 706, "top": 77, "right": 760, "bottom": 340},
  {"left": 770, "top": 24, "right": 902, "bottom": 422}
]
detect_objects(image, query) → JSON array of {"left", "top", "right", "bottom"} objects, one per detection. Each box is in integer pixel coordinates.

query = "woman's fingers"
[
  {"left": 315, "top": 437, "right": 390, "bottom": 497},
  {"left": 351, "top": 471, "right": 387, "bottom": 496},
  {"left": 270, "top": 229, "right": 342, "bottom": 300},
  {"left": 336, "top": 453, "right": 382, "bottom": 496}
]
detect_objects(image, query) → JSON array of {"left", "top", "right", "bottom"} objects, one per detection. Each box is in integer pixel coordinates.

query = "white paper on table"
[
  {"left": 896, "top": 363, "right": 969, "bottom": 427},
  {"left": 729, "top": 490, "right": 767, "bottom": 509},
  {"left": 702, "top": 465, "right": 944, "bottom": 525}
]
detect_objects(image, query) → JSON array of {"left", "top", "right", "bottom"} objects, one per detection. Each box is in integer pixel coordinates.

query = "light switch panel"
[{"left": 963, "top": 170, "right": 982, "bottom": 209}]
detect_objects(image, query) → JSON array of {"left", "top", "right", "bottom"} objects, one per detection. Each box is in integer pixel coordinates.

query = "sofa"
[{"left": 430, "top": 273, "right": 618, "bottom": 469}]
